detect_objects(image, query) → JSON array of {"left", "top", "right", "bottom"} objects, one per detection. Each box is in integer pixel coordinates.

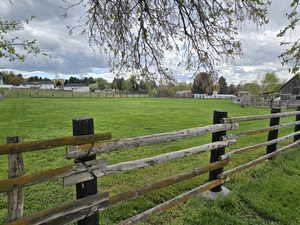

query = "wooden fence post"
[
  {"left": 208, "top": 110, "right": 228, "bottom": 192},
  {"left": 294, "top": 106, "right": 300, "bottom": 142},
  {"left": 7, "top": 136, "right": 24, "bottom": 222},
  {"left": 266, "top": 108, "right": 281, "bottom": 154},
  {"left": 72, "top": 118, "right": 99, "bottom": 225}
]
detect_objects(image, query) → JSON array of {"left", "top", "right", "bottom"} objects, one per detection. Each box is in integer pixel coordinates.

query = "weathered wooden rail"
[
  {"left": 223, "top": 110, "right": 300, "bottom": 123},
  {"left": 2, "top": 107, "right": 300, "bottom": 225},
  {"left": 66, "top": 123, "right": 238, "bottom": 159},
  {"left": 0, "top": 133, "right": 111, "bottom": 155}
]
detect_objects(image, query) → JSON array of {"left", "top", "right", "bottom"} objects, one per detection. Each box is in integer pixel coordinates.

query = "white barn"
[
  {"left": 64, "top": 83, "right": 90, "bottom": 92},
  {"left": 40, "top": 81, "right": 54, "bottom": 89}
]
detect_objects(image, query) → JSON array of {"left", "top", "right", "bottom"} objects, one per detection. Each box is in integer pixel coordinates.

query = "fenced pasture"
[
  {"left": 0, "top": 88, "right": 148, "bottom": 98},
  {"left": 1, "top": 98, "right": 300, "bottom": 225},
  {"left": 236, "top": 94, "right": 300, "bottom": 109}
]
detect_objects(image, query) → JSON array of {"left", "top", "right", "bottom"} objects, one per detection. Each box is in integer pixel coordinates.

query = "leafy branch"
[
  {"left": 278, "top": 0, "right": 300, "bottom": 74},
  {"left": 0, "top": 17, "right": 46, "bottom": 62}
]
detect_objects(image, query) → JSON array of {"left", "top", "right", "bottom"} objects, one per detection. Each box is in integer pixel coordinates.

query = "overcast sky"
[{"left": 0, "top": 0, "right": 298, "bottom": 84}]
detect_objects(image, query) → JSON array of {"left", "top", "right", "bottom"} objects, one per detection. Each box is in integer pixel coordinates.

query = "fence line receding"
[{"left": 2, "top": 107, "right": 300, "bottom": 225}]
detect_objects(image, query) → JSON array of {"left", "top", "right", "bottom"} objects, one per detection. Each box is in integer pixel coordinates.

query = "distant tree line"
[
  {"left": 191, "top": 72, "right": 283, "bottom": 96},
  {"left": 64, "top": 76, "right": 96, "bottom": 85},
  {"left": 0, "top": 71, "right": 25, "bottom": 86},
  {"left": 1, "top": 70, "right": 283, "bottom": 97},
  {"left": 90, "top": 76, "right": 158, "bottom": 94},
  {"left": 27, "top": 76, "right": 51, "bottom": 82},
  {"left": 0, "top": 71, "right": 52, "bottom": 86},
  {"left": 191, "top": 72, "right": 238, "bottom": 95},
  {"left": 239, "top": 72, "right": 283, "bottom": 95}
]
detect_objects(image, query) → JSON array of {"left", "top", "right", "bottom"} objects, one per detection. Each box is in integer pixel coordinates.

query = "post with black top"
[
  {"left": 201, "top": 110, "right": 230, "bottom": 200},
  {"left": 72, "top": 118, "right": 99, "bottom": 225},
  {"left": 294, "top": 106, "right": 300, "bottom": 142},
  {"left": 266, "top": 108, "right": 281, "bottom": 154}
]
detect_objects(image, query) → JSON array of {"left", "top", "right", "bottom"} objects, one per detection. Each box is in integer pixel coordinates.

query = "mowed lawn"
[{"left": 0, "top": 97, "right": 300, "bottom": 225}]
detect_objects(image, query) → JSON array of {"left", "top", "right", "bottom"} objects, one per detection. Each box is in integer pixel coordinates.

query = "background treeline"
[
  {"left": 0, "top": 71, "right": 51, "bottom": 86},
  {"left": 191, "top": 72, "right": 284, "bottom": 96},
  {"left": 237, "top": 72, "right": 284, "bottom": 95},
  {"left": 1, "top": 70, "right": 285, "bottom": 96},
  {"left": 0, "top": 71, "right": 26, "bottom": 86},
  {"left": 89, "top": 76, "right": 158, "bottom": 94}
]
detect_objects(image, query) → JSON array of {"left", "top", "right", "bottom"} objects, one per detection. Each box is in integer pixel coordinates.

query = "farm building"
[
  {"left": 175, "top": 90, "right": 193, "bottom": 98},
  {"left": 21, "top": 81, "right": 55, "bottom": 89},
  {"left": 279, "top": 74, "right": 300, "bottom": 101},
  {"left": 195, "top": 93, "right": 236, "bottom": 99},
  {"left": 39, "top": 81, "right": 55, "bottom": 89},
  {"left": 64, "top": 83, "right": 90, "bottom": 92},
  {"left": 232, "top": 91, "right": 250, "bottom": 104}
]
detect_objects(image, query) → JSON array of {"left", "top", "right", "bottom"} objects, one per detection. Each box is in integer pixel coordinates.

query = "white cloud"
[{"left": 0, "top": 0, "right": 299, "bottom": 84}]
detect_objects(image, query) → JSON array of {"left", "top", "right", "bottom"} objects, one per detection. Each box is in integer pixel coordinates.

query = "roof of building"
[
  {"left": 64, "top": 83, "right": 89, "bottom": 87},
  {"left": 280, "top": 74, "right": 300, "bottom": 90}
]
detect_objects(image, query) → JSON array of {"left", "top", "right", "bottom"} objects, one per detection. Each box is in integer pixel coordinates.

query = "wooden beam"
[
  {"left": 0, "top": 159, "right": 106, "bottom": 193},
  {"left": 0, "top": 133, "right": 111, "bottom": 155},
  {"left": 107, "top": 159, "right": 229, "bottom": 206},
  {"left": 3, "top": 162, "right": 228, "bottom": 225},
  {"left": 0, "top": 142, "right": 233, "bottom": 193},
  {"left": 64, "top": 140, "right": 235, "bottom": 186},
  {"left": 0, "top": 165, "right": 71, "bottom": 193},
  {"left": 4, "top": 193, "right": 109, "bottom": 225},
  {"left": 221, "top": 131, "right": 300, "bottom": 160},
  {"left": 223, "top": 111, "right": 300, "bottom": 123},
  {"left": 223, "top": 120, "right": 300, "bottom": 140},
  {"left": 7, "top": 136, "right": 24, "bottom": 222},
  {"left": 117, "top": 179, "right": 225, "bottom": 225},
  {"left": 66, "top": 123, "right": 238, "bottom": 159},
  {"left": 219, "top": 140, "right": 300, "bottom": 178}
]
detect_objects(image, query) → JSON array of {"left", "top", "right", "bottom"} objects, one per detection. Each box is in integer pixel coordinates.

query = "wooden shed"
[{"left": 280, "top": 74, "right": 300, "bottom": 101}]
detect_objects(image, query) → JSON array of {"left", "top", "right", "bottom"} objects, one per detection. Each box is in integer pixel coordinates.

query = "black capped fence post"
[
  {"left": 294, "top": 106, "right": 300, "bottom": 142},
  {"left": 266, "top": 108, "right": 281, "bottom": 154},
  {"left": 72, "top": 118, "right": 99, "bottom": 225},
  {"left": 209, "top": 110, "right": 228, "bottom": 192}
]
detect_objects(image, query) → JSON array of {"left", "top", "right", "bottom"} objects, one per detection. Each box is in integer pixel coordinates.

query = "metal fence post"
[
  {"left": 294, "top": 106, "right": 300, "bottom": 142},
  {"left": 266, "top": 108, "right": 281, "bottom": 154},
  {"left": 72, "top": 118, "right": 99, "bottom": 225},
  {"left": 208, "top": 110, "right": 228, "bottom": 192}
]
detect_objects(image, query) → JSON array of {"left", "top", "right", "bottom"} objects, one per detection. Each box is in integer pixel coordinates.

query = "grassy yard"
[{"left": 0, "top": 97, "right": 299, "bottom": 225}]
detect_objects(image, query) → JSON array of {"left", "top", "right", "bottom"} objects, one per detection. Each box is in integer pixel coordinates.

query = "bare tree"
[{"left": 65, "top": 0, "right": 270, "bottom": 80}]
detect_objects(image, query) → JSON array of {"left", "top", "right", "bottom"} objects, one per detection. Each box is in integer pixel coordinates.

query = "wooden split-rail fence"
[{"left": 1, "top": 107, "right": 300, "bottom": 225}]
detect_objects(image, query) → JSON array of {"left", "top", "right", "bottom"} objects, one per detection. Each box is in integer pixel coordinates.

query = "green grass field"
[{"left": 0, "top": 97, "right": 300, "bottom": 225}]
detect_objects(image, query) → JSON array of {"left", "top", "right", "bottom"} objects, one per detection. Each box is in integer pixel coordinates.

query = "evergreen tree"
[{"left": 218, "top": 76, "right": 228, "bottom": 94}]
